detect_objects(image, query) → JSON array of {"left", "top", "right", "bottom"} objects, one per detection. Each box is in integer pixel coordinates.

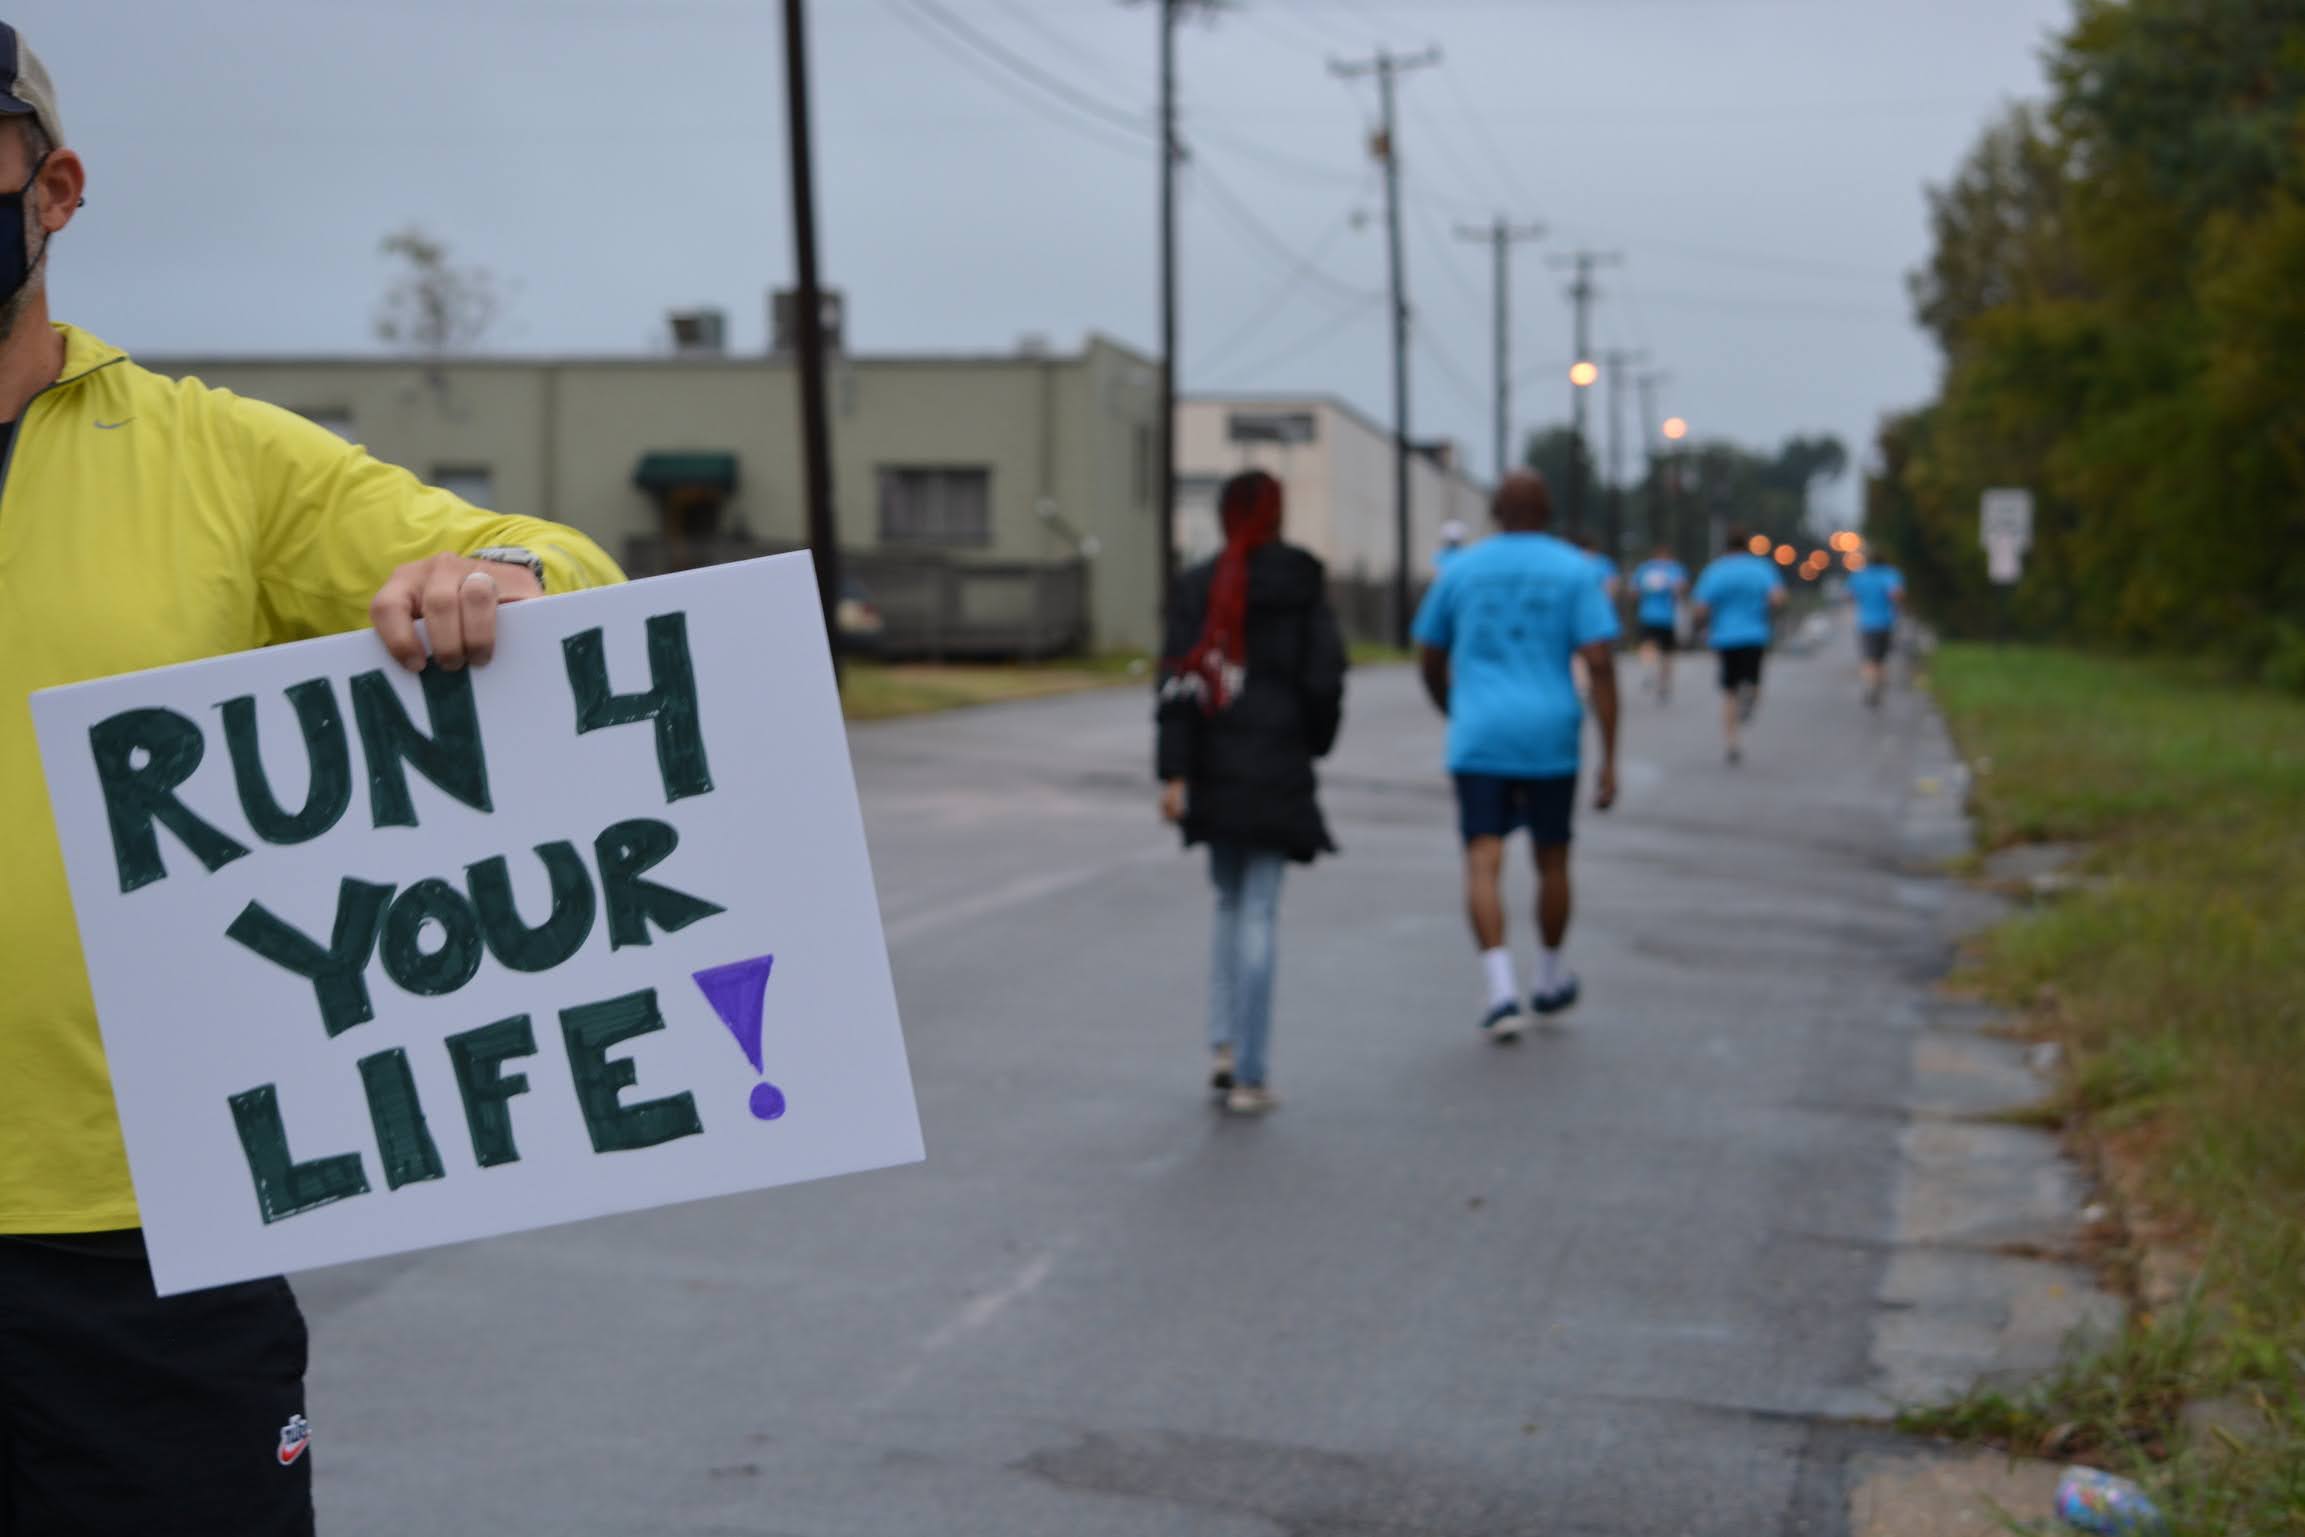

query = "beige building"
[
  {"left": 1177, "top": 394, "right": 1489, "bottom": 637},
  {"left": 145, "top": 331, "right": 1166, "bottom": 655}
]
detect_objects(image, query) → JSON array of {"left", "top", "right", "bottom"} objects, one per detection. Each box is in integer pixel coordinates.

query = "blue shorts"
[{"left": 1454, "top": 773, "right": 1577, "bottom": 847}]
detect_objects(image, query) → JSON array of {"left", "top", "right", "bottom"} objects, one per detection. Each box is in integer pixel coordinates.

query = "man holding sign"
[{"left": 0, "top": 29, "right": 621, "bottom": 1533}]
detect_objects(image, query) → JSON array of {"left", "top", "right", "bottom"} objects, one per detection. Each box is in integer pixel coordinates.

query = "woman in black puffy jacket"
[{"left": 1156, "top": 470, "right": 1347, "bottom": 1114}]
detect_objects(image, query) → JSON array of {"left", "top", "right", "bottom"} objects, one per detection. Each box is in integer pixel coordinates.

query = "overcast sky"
[{"left": 21, "top": 0, "right": 2070, "bottom": 527}]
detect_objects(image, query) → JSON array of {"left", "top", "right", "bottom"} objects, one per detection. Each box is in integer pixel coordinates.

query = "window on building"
[
  {"left": 432, "top": 465, "right": 495, "bottom": 508},
  {"left": 1227, "top": 410, "right": 1317, "bottom": 446},
  {"left": 879, "top": 467, "right": 992, "bottom": 547},
  {"left": 1133, "top": 423, "right": 1154, "bottom": 509},
  {"left": 297, "top": 408, "right": 355, "bottom": 440}
]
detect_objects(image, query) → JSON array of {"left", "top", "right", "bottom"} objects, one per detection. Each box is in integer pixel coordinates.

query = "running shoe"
[
  {"left": 1225, "top": 1085, "right": 1279, "bottom": 1115},
  {"left": 1532, "top": 976, "right": 1582, "bottom": 1016}
]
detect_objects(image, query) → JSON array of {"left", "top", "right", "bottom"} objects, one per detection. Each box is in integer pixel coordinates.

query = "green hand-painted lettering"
[
  {"left": 562, "top": 614, "right": 714, "bottom": 803},
  {"left": 220, "top": 680, "right": 353, "bottom": 846},
  {"left": 467, "top": 842, "right": 597, "bottom": 973},
  {"left": 558, "top": 989, "right": 704, "bottom": 1153},
  {"left": 89, "top": 707, "right": 251, "bottom": 892},
  {"left": 224, "top": 878, "right": 394, "bottom": 1038},
  {"left": 349, "top": 666, "right": 492, "bottom": 828},
  {"left": 357, "top": 1047, "right": 445, "bottom": 1190},
  {"left": 446, "top": 1015, "right": 536, "bottom": 1167},
  {"left": 228, "top": 1083, "right": 370, "bottom": 1223},
  {"left": 593, "top": 818, "right": 725, "bottom": 950},
  {"left": 379, "top": 878, "right": 485, "bottom": 997}
]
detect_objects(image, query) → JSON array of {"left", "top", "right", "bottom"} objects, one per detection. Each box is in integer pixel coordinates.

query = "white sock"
[
  {"left": 1481, "top": 947, "right": 1519, "bottom": 1010},
  {"left": 1538, "top": 947, "right": 1566, "bottom": 992}
]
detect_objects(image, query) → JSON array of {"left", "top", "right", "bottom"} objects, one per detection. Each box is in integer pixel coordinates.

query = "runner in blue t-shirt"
[
  {"left": 1845, "top": 555, "right": 1905, "bottom": 709},
  {"left": 1630, "top": 542, "right": 1690, "bottom": 702},
  {"left": 1413, "top": 472, "right": 1620, "bottom": 1038},
  {"left": 1690, "top": 529, "right": 1787, "bottom": 764}
]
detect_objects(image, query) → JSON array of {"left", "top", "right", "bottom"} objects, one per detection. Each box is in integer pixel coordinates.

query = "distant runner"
[
  {"left": 1845, "top": 553, "right": 1905, "bottom": 708},
  {"left": 1572, "top": 533, "right": 1622, "bottom": 601},
  {"left": 1435, "top": 518, "right": 1471, "bottom": 573},
  {"left": 1630, "top": 541, "right": 1689, "bottom": 701},
  {"left": 1414, "top": 473, "right": 1620, "bottom": 1041},
  {"left": 1691, "top": 529, "right": 1787, "bottom": 764}
]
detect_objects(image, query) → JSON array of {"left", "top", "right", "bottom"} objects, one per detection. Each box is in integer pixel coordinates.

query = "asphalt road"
[{"left": 303, "top": 627, "right": 1953, "bottom": 1536}]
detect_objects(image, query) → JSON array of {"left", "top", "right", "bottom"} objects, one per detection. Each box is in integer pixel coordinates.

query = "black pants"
[{"left": 0, "top": 1232, "right": 312, "bottom": 1537}]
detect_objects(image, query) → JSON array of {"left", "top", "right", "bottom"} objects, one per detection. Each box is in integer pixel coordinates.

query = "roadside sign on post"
[
  {"left": 1981, "top": 488, "right": 2034, "bottom": 552},
  {"left": 1986, "top": 531, "right": 2026, "bottom": 585},
  {"left": 32, "top": 553, "right": 922, "bottom": 1295}
]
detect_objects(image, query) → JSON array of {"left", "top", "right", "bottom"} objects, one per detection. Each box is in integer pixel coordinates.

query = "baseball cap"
[{"left": 0, "top": 24, "right": 65, "bottom": 148}]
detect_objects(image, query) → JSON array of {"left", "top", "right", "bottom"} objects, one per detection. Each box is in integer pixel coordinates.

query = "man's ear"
[{"left": 35, "top": 147, "right": 85, "bottom": 236}]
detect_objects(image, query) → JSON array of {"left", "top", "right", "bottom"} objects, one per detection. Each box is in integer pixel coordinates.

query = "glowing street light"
[
  {"left": 1845, "top": 552, "right": 1869, "bottom": 572},
  {"left": 1661, "top": 416, "right": 1688, "bottom": 441},
  {"left": 1773, "top": 544, "right": 1797, "bottom": 565},
  {"left": 1569, "top": 360, "right": 1599, "bottom": 388},
  {"left": 1747, "top": 534, "right": 1773, "bottom": 556}
]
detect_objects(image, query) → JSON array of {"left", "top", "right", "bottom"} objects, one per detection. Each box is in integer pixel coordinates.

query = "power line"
[
  {"left": 876, "top": 0, "right": 1153, "bottom": 157},
  {"left": 1412, "top": 197, "right": 1489, "bottom": 313},
  {"left": 1435, "top": 57, "right": 1545, "bottom": 215},
  {"left": 1399, "top": 88, "right": 1511, "bottom": 229},
  {"left": 1186, "top": 124, "right": 1369, "bottom": 190},
  {"left": 1632, "top": 287, "right": 1907, "bottom": 318},
  {"left": 894, "top": 0, "right": 1156, "bottom": 142},
  {"left": 977, "top": 0, "right": 1128, "bottom": 77},
  {"left": 1417, "top": 329, "right": 1491, "bottom": 418},
  {"left": 1191, "top": 155, "right": 1381, "bottom": 303},
  {"left": 1199, "top": 295, "right": 1386, "bottom": 386},
  {"left": 1191, "top": 184, "right": 1378, "bottom": 376}
]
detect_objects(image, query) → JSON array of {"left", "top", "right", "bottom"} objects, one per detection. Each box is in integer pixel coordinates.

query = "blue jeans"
[{"left": 1207, "top": 843, "right": 1287, "bottom": 1088}]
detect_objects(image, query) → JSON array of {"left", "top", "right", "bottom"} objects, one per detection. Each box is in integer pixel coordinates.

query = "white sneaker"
[{"left": 1225, "top": 1085, "right": 1278, "bottom": 1115}]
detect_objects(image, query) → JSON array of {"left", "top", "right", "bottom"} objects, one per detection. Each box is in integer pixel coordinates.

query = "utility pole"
[
  {"left": 1455, "top": 216, "right": 1546, "bottom": 485},
  {"left": 1599, "top": 346, "right": 1646, "bottom": 566},
  {"left": 1143, "top": 0, "right": 1224, "bottom": 625},
  {"left": 1333, "top": 46, "right": 1441, "bottom": 648},
  {"left": 1157, "top": 0, "right": 1180, "bottom": 622},
  {"left": 1546, "top": 248, "right": 1622, "bottom": 539},
  {"left": 781, "top": 0, "right": 840, "bottom": 672},
  {"left": 1634, "top": 368, "right": 1670, "bottom": 551}
]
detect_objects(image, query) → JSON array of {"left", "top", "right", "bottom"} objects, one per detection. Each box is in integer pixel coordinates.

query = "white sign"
[
  {"left": 33, "top": 554, "right": 920, "bottom": 1295},
  {"left": 1986, "top": 530, "right": 2026, "bottom": 585},
  {"left": 1981, "top": 488, "right": 2034, "bottom": 551}
]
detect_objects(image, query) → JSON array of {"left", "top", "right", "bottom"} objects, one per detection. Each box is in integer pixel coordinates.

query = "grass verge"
[
  {"left": 1913, "top": 644, "right": 2305, "bottom": 1533},
  {"left": 840, "top": 657, "right": 1145, "bottom": 722}
]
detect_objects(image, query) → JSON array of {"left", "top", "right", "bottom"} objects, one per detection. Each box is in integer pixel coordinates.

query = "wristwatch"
[{"left": 471, "top": 546, "right": 546, "bottom": 593}]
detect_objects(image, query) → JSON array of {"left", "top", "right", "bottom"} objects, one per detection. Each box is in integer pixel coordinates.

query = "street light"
[
  {"left": 1569, "top": 359, "right": 1599, "bottom": 388},
  {"left": 1773, "top": 544, "right": 1797, "bottom": 565},
  {"left": 1747, "top": 534, "right": 1772, "bottom": 556},
  {"left": 1660, "top": 415, "right": 1687, "bottom": 441}
]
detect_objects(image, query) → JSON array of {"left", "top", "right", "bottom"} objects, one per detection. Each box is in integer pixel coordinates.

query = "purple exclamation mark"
[{"left": 691, "top": 955, "right": 784, "bottom": 1120}]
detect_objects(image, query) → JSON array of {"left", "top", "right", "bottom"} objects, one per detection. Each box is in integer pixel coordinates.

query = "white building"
[{"left": 1177, "top": 395, "right": 1489, "bottom": 638}]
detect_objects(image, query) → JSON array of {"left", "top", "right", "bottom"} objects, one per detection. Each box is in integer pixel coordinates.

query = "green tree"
[{"left": 1875, "top": 0, "right": 2305, "bottom": 679}]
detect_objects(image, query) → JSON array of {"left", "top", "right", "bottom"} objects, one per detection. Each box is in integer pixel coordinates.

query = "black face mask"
[{"left": 0, "top": 150, "right": 51, "bottom": 309}]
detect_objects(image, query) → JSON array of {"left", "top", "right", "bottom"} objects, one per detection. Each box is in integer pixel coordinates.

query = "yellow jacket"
[{"left": 1, "top": 324, "right": 624, "bottom": 1233}]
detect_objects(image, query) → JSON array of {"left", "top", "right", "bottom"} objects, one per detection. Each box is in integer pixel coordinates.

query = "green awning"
[{"left": 633, "top": 451, "right": 739, "bottom": 493}]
